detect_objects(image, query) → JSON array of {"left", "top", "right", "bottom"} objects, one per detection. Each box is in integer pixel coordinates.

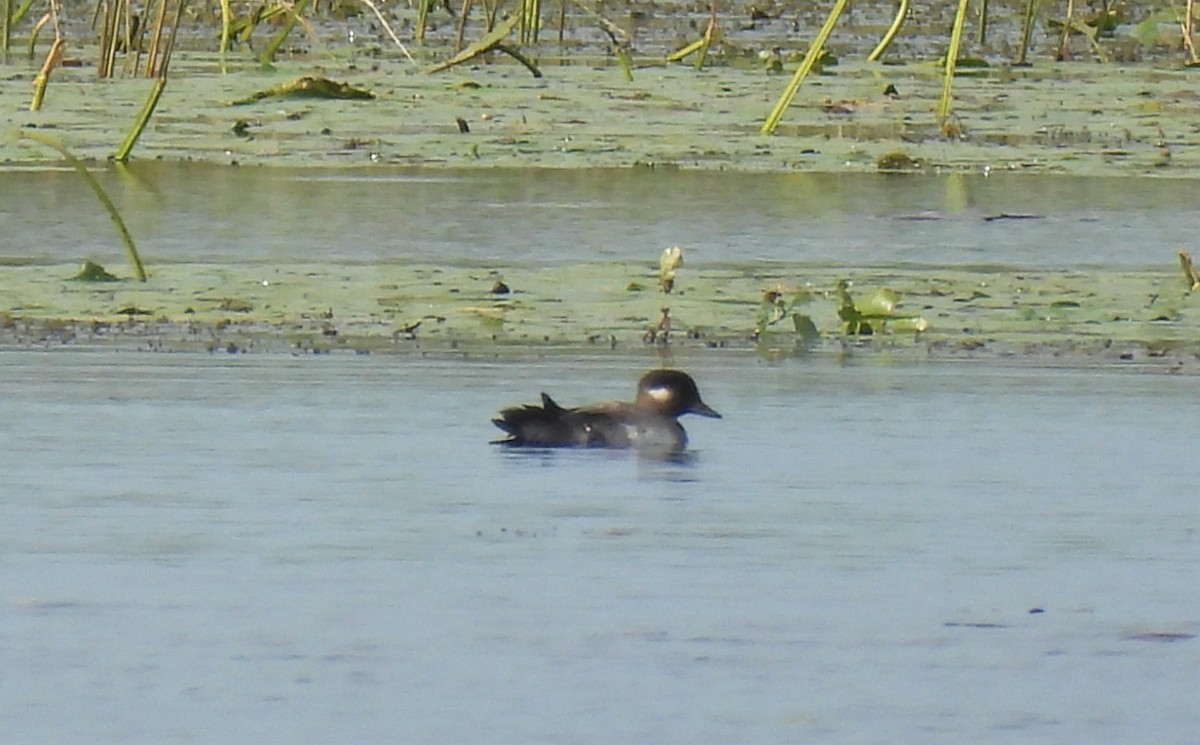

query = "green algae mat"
[
  {"left": 6, "top": 9, "right": 1200, "bottom": 366},
  {"left": 6, "top": 54, "right": 1200, "bottom": 175},
  {"left": 3, "top": 258, "right": 1197, "bottom": 370}
]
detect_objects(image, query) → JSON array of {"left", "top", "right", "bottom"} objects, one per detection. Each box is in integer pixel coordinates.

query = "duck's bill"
[{"left": 691, "top": 401, "right": 722, "bottom": 418}]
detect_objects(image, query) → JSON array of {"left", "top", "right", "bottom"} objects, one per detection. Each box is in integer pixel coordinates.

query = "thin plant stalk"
[
  {"left": 113, "top": 76, "right": 166, "bottom": 161},
  {"left": 613, "top": 44, "right": 633, "bottom": 81},
  {"left": 120, "top": 0, "right": 137, "bottom": 76},
  {"left": 1016, "top": 0, "right": 1037, "bottom": 64},
  {"left": 520, "top": 0, "right": 539, "bottom": 44},
  {"left": 694, "top": 2, "right": 717, "bottom": 70},
  {"left": 18, "top": 130, "right": 148, "bottom": 282},
  {"left": 1057, "top": 0, "right": 1075, "bottom": 59},
  {"left": 30, "top": 36, "right": 65, "bottom": 110},
  {"left": 96, "top": 0, "right": 116, "bottom": 77},
  {"left": 359, "top": 0, "right": 415, "bottom": 62},
  {"left": 868, "top": 0, "right": 909, "bottom": 61},
  {"left": 1184, "top": 0, "right": 1199, "bottom": 64},
  {"left": 114, "top": 0, "right": 182, "bottom": 161},
  {"left": 218, "top": 0, "right": 231, "bottom": 55},
  {"left": 936, "top": 0, "right": 971, "bottom": 126},
  {"left": 455, "top": 0, "right": 471, "bottom": 51},
  {"left": 416, "top": 0, "right": 429, "bottom": 44},
  {"left": 977, "top": 0, "right": 988, "bottom": 44},
  {"left": 483, "top": 0, "right": 497, "bottom": 32},
  {"left": 761, "top": 0, "right": 849, "bottom": 135},
  {"left": 259, "top": 0, "right": 310, "bottom": 67},
  {"left": 27, "top": 11, "right": 51, "bottom": 59},
  {"left": 144, "top": 0, "right": 171, "bottom": 76},
  {"left": 3, "top": 0, "right": 11, "bottom": 54}
]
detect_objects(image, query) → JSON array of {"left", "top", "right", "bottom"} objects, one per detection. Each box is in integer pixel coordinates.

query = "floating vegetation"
[
  {"left": 425, "top": 14, "right": 541, "bottom": 78},
  {"left": 1, "top": 256, "right": 1197, "bottom": 363},
  {"left": 71, "top": 261, "right": 121, "bottom": 282},
  {"left": 231, "top": 76, "right": 375, "bottom": 106},
  {"left": 876, "top": 151, "right": 921, "bottom": 172},
  {"left": 217, "top": 298, "right": 254, "bottom": 312},
  {"left": 658, "top": 246, "right": 683, "bottom": 294},
  {"left": 837, "top": 280, "right": 929, "bottom": 336},
  {"left": 753, "top": 285, "right": 816, "bottom": 342},
  {"left": 1178, "top": 250, "right": 1200, "bottom": 292}
]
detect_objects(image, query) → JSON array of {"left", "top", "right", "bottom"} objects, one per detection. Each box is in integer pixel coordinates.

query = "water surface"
[
  {"left": 2, "top": 352, "right": 1196, "bottom": 743},
  {"left": 4, "top": 165, "right": 1198, "bottom": 268}
]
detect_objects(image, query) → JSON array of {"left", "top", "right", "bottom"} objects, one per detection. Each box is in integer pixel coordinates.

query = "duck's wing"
[
  {"left": 574, "top": 401, "right": 686, "bottom": 452},
  {"left": 570, "top": 402, "right": 641, "bottom": 448},
  {"left": 492, "top": 393, "right": 588, "bottom": 446}
]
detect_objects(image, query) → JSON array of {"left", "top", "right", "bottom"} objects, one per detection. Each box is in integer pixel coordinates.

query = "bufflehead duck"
[{"left": 492, "top": 369, "right": 721, "bottom": 452}]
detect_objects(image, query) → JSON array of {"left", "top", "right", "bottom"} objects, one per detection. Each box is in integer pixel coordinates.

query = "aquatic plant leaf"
[
  {"left": 72, "top": 261, "right": 120, "bottom": 282},
  {"left": 426, "top": 13, "right": 521, "bottom": 75},
  {"left": 888, "top": 316, "right": 929, "bottom": 333},
  {"left": 836, "top": 280, "right": 863, "bottom": 330},
  {"left": 793, "top": 313, "right": 820, "bottom": 343},
  {"left": 659, "top": 246, "right": 683, "bottom": 293},
  {"left": 1178, "top": 249, "right": 1200, "bottom": 291},
  {"left": 857, "top": 288, "right": 898, "bottom": 316},
  {"left": 1129, "top": 10, "right": 1180, "bottom": 47},
  {"left": 231, "top": 76, "right": 375, "bottom": 105}
]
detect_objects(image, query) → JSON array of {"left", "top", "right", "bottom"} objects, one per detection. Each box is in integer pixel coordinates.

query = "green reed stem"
[
  {"left": 3, "top": 0, "right": 11, "bottom": 54},
  {"left": 218, "top": 0, "right": 231, "bottom": 55},
  {"left": 260, "top": 0, "right": 310, "bottom": 67},
  {"left": 113, "top": 76, "right": 166, "bottom": 162},
  {"left": 18, "top": 130, "right": 148, "bottom": 282},
  {"left": 868, "top": 0, "right": 908, "bottom": 61},
  {"left": 761, "top": 0, "right": 849, "bottom": 135},
  {"left": 937, "top": 0, "right": 971, "bottom": 125},
  {"left": 1016, "top": 0, "right": 1038, "bottom": 65},
  {"left": 520, "top": 0, "right": 539, "bottom": 44}
]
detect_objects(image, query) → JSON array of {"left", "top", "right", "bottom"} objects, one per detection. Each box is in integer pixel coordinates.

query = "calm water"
[
  {"left": 1, "top": 351, "right": 1196, "bottom": 744},
  {"left": 3, "top": 164, "right": 1199, "bottom": 268}
]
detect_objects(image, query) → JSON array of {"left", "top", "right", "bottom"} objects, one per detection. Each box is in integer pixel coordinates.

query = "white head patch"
[{"left": 645, "top": 385, "right": 672, "bottom": 405}]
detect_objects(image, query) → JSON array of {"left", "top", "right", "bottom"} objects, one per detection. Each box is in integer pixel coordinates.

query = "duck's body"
[{"left": 492, "top": 370, "right": 720, "bottom": 452}]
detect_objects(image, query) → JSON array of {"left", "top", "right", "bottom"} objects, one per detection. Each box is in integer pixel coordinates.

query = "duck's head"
[{"left": 635, "top": 369, "right": 721, "bottom": 419}]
